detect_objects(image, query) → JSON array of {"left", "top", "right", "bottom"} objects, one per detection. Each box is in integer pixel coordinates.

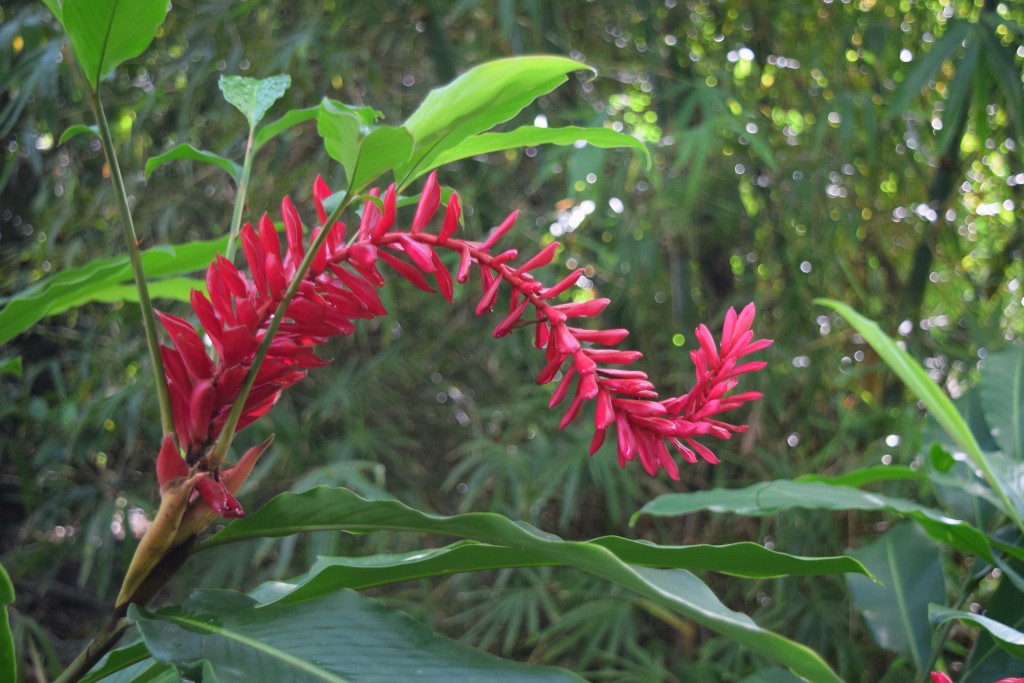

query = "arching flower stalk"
[{"left": 156, "top": 171, "right": 771, "bottom": 521}]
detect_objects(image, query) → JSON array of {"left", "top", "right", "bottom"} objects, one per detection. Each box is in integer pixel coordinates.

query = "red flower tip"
[
  {"left": 156, "top": 433, "right": 187, "bottom": 486},
  {"left": 411, "top": 171, "right": 441, "bottom": 234},
  {"left": 194, "top": 477, "right": 245, "bottom": 518}
]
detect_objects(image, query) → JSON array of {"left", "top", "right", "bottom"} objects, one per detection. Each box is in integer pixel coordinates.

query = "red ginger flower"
[
  {"left": 931, "top": 674, "right": 1024, "bottom": 683},
  {"left": 157, "top": 171, "right": 770, "bottom": 513}
]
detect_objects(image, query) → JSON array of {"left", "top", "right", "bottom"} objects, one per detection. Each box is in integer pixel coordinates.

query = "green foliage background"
[{"left": 1, "top": 0, "right": 1022, "bottom": 681}]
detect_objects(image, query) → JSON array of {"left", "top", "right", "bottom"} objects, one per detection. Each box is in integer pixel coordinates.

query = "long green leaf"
[
  {"left": 347, "top": 126, "right": 414, "bottom": 194},
  {"left": 397, "top": 56, "right": 592, "bottom": 186},
  {"left": 0, "top": 238, "right": 226, "bottom": 345},
  {"left": 817, "top": 298, "right": 1024, "bottom": 532},
  {"left": 251, "top": 538, "right": 869, "bottom": 606},
  {"left": 254, "top": 106, "right": 319, "bottom": 151},
  {"left": 929, "top": 605, "right": 1024, "bottom": 659},
  {"left": 130, "top": 589, "right": 585, "bottom": 682},
  {"left": 980, "top": 344, "right": 1024, "bottom": 460},
  {"left": 960, "top": 558, "right": 1024, "bottom": 682},
  {"left": 797, "top": 465, "right": 927, "bottom": 488},
  {"left": 635, "top": 479, "right": 996, "bottom": 563},
  {"left": 979, "top": 24, "right": 1024, "bottom": 142},
  {"left": 884, "top": 20, "right": 971, "bottom": 118},
  {"left": 847, "top": 523, "right": 945, "bottom": 668},
  {"left": 0, "top": 563, "right": 14, "bottom": 683},
  {"left": 426, "top": 125, "right": 651, "bottom": 171},
  {"left": 61, "top": 0, "right": 170, "bottom": 90},
  {"left": 201, "top": 487, "right": 843, "bottom": 681},
  {"left": 144, "top": 144, "right": 241, "bottom": 181},
  {"left": 81, "top": 642, "right": 160, "bottom": 683}
]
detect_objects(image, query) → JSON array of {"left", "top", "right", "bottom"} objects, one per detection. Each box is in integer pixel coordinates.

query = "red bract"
[{"left": 157, "top": 171, "right": 770, "bottom": 503}]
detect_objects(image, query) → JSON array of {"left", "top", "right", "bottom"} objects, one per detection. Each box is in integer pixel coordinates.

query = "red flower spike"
[
  {"left": 156, "top": 176, "right": 770, "bottom": 495},
  {"left": 194, "top": 477, "right": 245, "bottom": 518},
  {"left": 156, "top": 433, "right": 188, "bottom": 486}
]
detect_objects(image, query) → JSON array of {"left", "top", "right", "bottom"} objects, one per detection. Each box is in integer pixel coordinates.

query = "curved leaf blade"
[
  {"left": 145, "top": 144, "right": 241, "bottom": 181},
  {"left": 884, "top": 20, "right": 971, "bottom": 118},
  {"left": 930, "top": 605, "right": 1024, "bottom": 659},
  {"left": 219, "top": 74, "right": 291, "bottom": 128},
  {"left": 59, "top": 124, "right": 99, "bottom": 144},
  {"left": 636, "top": 479, "right": 996, "bottom": 563},
  {"left": 202, "top": 487, "right": 844, "bottom": 681},
  {"left": 61, "top": 0, "right": 170, "bottom": 90},
  {"left": 130, "top": 589, "right": 585, "bottom": 682},
  {"left": 980, "top": 344, "right": 1024, "bottom": 461},
  {"left": 427, "top": 125, "right": 651, "bottom": 171},
  {"left": 254, "top": 106, "right": 319, "bottom": 151}
]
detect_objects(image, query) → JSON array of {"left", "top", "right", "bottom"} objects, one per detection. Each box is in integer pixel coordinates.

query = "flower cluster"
[
  {"left": 931, "top": 673, "right": 1023, "bottom": 683},
  {"left": 156, "top": 172, "right": 770, "bottom": 515}
]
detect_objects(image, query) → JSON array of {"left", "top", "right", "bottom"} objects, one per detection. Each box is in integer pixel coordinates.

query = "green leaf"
[
  {"left": 145, "top": 144, "right": 241, "bottom": 181},
  {"left": 58, "top": 123, "right": 99, "bottom": 144},
  {"left": 0, "top": 237, "right": 226, "bottom": 346},
  {"left": 980, "top": 344, "right": 1024, "bottom": 460},
  {"left": 130, "top": 589, "right": 585, "bottom": 682},
  {"left": 937, "top": 37, "right": 980, "bottom": 155},
  {"left": 960, "top": 557, "right": 1024, "bottom": 683},
  {"left": 81, "top": 642, "right": 162, "bottom": 683},
  {"left": 397, "top": 56, "right": 593, "bottom": 186},
  {"left": 0, "top": 563, "right": 14, "bottom": 683},
  {"left": 346, "top": 126, "right": 414, "bottom": 194},
  {"left": 252, "top": 539, "right": 869, "bottom": 606},
  {"left": 48, "top": 277, "right": 203, "bottom": 314},
  {"left": 426, "top": 125, "right": 651, "bottom": 171},
  {"left": 254, "top": 106, "right": 319, "bottom": 152},
  {"left": 0, "top": 356, "right": 21, "bottom": 377},
  {"left": 317, "top": 101, "right": 362, "bottom": 183},
  {"left": 930, "top": 605, "right": 1024, "bottom": 659},
  {"left": 61, "top": 0, "right": 170, "bottom": 90},
  {"left": 635, "top": 479, "right": 996, "bottom": 563},
  {"left": 202, "top": 487, "right": 844, "bottom": 681},
  {"left": 885, "top": 20, "right": 971, "bottom": 118},
  {"left": 219, "top": 74, "right": 291, "bottom": 129},
  {"left": 847, "top": 523, "right": 945, "bottom": 668},
  {"left": 979, "top": 24, "right": 1024, "bottom": 143},
  {"left": 816, "top": 298, "right": 1024, "bottom": 530},
  {"left": 41, "top": 0, "right": 61, "bottom": 22},
  {"left": 796, "top": 465, "right": 927, "bottom": 488}
]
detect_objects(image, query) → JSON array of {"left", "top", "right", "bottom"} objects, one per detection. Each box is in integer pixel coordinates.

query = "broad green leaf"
[
  {"left": 219, "top": 74, "right": 291, "bottom": 129},
  {"left": 739, "top": 670, "right": 803, "bottom": 683},
  {"left": 426, "top": 125, "right": 651, "bottom": 171},
  {"left": 145, "top": 144, "right": 241, "bottom": 181},
  {"left": 816, "top": 298, "right": 1023, "bottom": 530},
  {"left": 847, "top": 523, "right": 944, "bottom": 668},
  {"left": 202, "top": 487, "right": 844, "bottom": 681},
  {"left": 251, "top": 539, "right": 869, "bottom": 606},
  {"left": 130, "top": 588, "right": 585, "bottom": 682},
  {"left": 58, "top": 123, "right": 99, "bottom": 144},
  {"left": 48, "top": 277, "right": 203, "bottom": 313},
  {"left": 254, "top": 106, "right": 319, "bottom": 151},
  {"left": 930, "top": 605, "right": 1024, "bottom": 659},
  {"left": 397, "top": 56, "right": 593, "bottom": 186},
  {"left": 0, "top": 356, "right": 21, "bottom": 377},
  {"left": 884, "top": 20, "right": 971, "bottom": 118},
  {"left": 0, "top": 237, "right": 226, "bottom": 346},
  {"left": 61, "top": 0, "right": 170, "bottom": 90},
  {"left": 635, "top": 479, "right": 996, "bottom": 563},
  {"left": 317, "top": 101, "right": 362, "bottom": 183},
  {"left": 797, "top": 465, "right": 927, "bottom": 488},
  {"left": 0, "top": 563, "right": 14, "bottom": 683},
  {"left": 980, "top": 344, "right": 1024, "bottom": 460},
  {"left": 347, "top": 126, "right": 414, "bottom": 194}
]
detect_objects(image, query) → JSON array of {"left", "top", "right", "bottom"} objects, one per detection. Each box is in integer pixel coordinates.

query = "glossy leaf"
[
  {"left": 201, "top": 487, "right": 844, "bottom": 681},
  {"left": 426, "top": 125, "right": 651, "bottom": 171},
  {"left": 81, "top": 642, "right": 160, "bottom": 683},
  {"left": 60, "top": 0, "right": 170, "bottom": 90},
  {"left": 796, "top": 465, "right": 927, "bottom": 488},
  {"left": 636, "top": 479, "right": 996, "bottom": 563},
  {"left": 144, "top": 144, "right": 241, "bottom": 181},
  {"left": 346, "top": 126, "right": 414, "bottom": 194},
  {"left": 252, "top": 538, "right": 869, "bottom": 606},
  {"left": 816, "top": 298, "right": 1023, "bottom": 530},
  {"left": 980, "top": 344, "right": 1024, "bottom": 460},
  {"left": 0, "top": 563, "right": 13, "bottom": 683},
  {"left": 0, "top": 238, "right": 226, "bottom": 345},
  {"left": 930, "top": 605, "right": 1024, "bottom": 659},
  {"left": 130, "top": 588, "right": 586, "bottom": 682},
  {"left": 847, "top": 523, "right": 944, "bottom": 668},
  {"left": 397, "top": 56, "right": 593, "bottom": 185},
  {"left": 317, "top": 101, "right": 362, "bottom": 183},
  {"left": 219, "top": 74, "right": 291, "bottom": 128}
]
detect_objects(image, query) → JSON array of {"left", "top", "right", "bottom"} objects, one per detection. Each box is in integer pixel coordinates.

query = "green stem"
[
  {"left": 91, "top": 91, "right": 174, "bottom": 437},
  {"left": 207, "top": 192, "right": 356, "bottom": 466},
  {"left": 224, "top": 125, "right": 256, "bottom": 262},
  {"left": 53, "top": 615, "right": 129, "bottom": 683}
]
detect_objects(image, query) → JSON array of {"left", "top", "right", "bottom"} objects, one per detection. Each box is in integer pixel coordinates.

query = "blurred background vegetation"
[{"left": 1, "top": 0, "right": 1023, "bottom": 681}]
